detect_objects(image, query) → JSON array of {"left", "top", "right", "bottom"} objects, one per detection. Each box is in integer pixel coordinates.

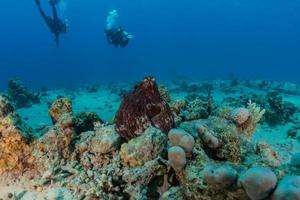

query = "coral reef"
[
  {"left": 256, "top": 142, "right": 281, "bottom": 167},
  {"left": 7, "top": 79, "right": 40, "bottom": 108},
  {"left": 115, "top": 77, "right": 174, "bottom": 140},
  {"left": 238, "top": 167, "right": 277, "bottom": 200},
  {"left": 197, "top": 117, "right": 242, "bottom": 163},
  {"left": 120, "top": 126, "right": 167, "bottom": 167},
  {"left": 271, "top": 176, "right": 300, "bottom": 200},
  {"left": 168, "top": 128, "right": 195, "bottom": 154},
  {"left": 73, "top": 112, "right": 103, "bottom": 133},
  {"left": 203, "top": 164, "right": 237, "bottom": 188},
  {"left": 168, "top": 146, "right": 187, "bottom": 172},
  {"left": 179, "top": 99, "right": 210, "bottom": 121},
  {"left": 265, "top": 91, "right": 297, "bottom": 126},
  {"left": 233, "top": 101, "right": 265, "bottom": 137},
  {"left": 48, "top": 97, "right": 73, "bottom": 124},
  {"left": 0, "top": 95, "right": 34, "bottom": 174},
  {"left": 158, "top": 84, "right": 171, "bottom": 103},
  {"left": 1, "top": 78, "right": 300, "bottom": 199}
]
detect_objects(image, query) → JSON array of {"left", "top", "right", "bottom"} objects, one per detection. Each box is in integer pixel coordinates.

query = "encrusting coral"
[
  {"left": 0, "top": 95, "right": 34, "bottom": 174},
  {"left": 48, "top": 97, "right": 73, "bottom": 124},
  {"left": 120, "top": 126, "right": 167, "bottom": 167},
  {"left": 196, "top": 117, "right": 242, "bottom": 163}
]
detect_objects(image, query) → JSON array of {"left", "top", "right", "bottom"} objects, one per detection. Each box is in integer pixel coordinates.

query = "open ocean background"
[{"left": 0, "top": 0, "right": 299, "bottom": 89}]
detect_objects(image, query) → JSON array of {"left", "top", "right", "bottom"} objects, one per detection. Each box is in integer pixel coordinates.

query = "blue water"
[{"left": 0, "top": 0, "right": 299, "bottom": 89}]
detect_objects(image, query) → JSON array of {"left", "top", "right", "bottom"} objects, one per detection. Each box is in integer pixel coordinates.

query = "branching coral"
[{"left": 235, "top": 100, "right": 265, "bottom": 137}]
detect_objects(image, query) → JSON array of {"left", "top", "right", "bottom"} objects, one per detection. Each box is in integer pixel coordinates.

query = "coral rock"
[
  {"left": 161, "top": 187, "right": 184, "bottom": 200},
  {"left": 256, "top": 142, "right": 281, "bottom": 167},
  {"left": 0, "top": 95, "right": 34, "bottom": 174},
  {"left": 120, "top": 127, "right": 167, "bottom": 167},
  {"left": 231, "top": 108, "right": 250, "bottom": 125},
  {"left": 115, "top": 77, "right": 174, "bottom": 140},
  {"left": 195, "top": 122, "right": 208, "bottom": 135},
  {"left": 203, "top": 165, "right": 237, "bottom": 188},
  {"left": 168, "top": 146, "right": 186, "bottom": 172},
  {"left": 49, "top": 98, "right": 73, "bottom": 124},
  {"left": 168, "top": 128, "right": 195, "bottom": 153},
  {"left": 239, "top": 167, "right": 277, "bottom": 200},
  {"left": 73, "top": 112, "right": 103, "bottom": 133},
  {"left": 199, "top": 117, "right": 242, "bottom": 163},
  {"left": 88, "top": 125, "right": 121, "bottom": 155},
  {"left": 202, "top": 131, "right": 220, "bottom": 149},
  {"left": 271, "top": 176, "right": 300, "bottom": 200},
  {"left": 0, "top": 95, "right": 14, "bottom": 118},
  {"left": 7, "top": 79, "right": 40, "bottom": 108}
]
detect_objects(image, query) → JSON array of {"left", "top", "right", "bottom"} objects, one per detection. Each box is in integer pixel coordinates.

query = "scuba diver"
[
  {"left": 105, "top": 10, "right": 133, "bottom": 48},
  {"left": 35, "top": 0, "right": 67, "bottom": 47},
  {"left": 105, "top": 27, "right": 131, "bottom": 48}
]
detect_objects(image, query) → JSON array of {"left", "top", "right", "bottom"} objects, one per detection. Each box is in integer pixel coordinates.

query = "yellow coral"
[
  {"left": 49, "top": 98, "right": 73, "bottom": 124},
  {"left": 0, "top": 127, "right": 33, "bottom": 174}
]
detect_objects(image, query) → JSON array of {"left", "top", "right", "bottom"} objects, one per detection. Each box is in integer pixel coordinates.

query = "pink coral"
[{"left": 231, "top": 108, "right": 250, "bottom": 125}]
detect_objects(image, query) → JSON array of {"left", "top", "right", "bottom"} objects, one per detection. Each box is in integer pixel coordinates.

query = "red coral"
[{"left": 115, "top": 77, "right": 174, "bottom": 140}]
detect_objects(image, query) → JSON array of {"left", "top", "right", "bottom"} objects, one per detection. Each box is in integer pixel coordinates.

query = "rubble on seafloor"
[{"left": 0, "top": 77, "right": 299, "bottom": 200}]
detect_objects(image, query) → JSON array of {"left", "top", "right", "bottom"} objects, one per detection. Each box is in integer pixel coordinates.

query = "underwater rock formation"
[
  {"left": 161, "top": 187, "right": 184, "bottom": 200},
  {"left": 0, "top": 95, "right": 14, "bottom": 118},
  {"left": 2, "top": 78, "right": 300, "bottom": 199},
  {"left": 76, "top": 125, "right": 121, "bottom": 156},
  {"left": 265, "top": 91, "right": 297, "bottom": 126},
  {"left": 7, "top": 79, "right": 40, "bottom": 108},
  {"left": 256, "top": 142, "right": 281, "bottom": 167},
  {"left": 203, "top": 165, "right": 237, "bottom": 188},
  {"left": 120, "top": 126, "right": 167, "bottom": 167},
  {"left": 168, "top": 128, "right": 195, "bottom": 154},
  {"left": 0, "top": 95, "right": 34, "bottom": 174},
  {"left": 239, "top": 167, "right": 277, "bottom": 200},
  {"left": 271, "top": 176, "right": 300, "bottom": 200},
  {"left": 73, "top": 112, "right": 103, "bottom": 133},
  {"left": 115, "top": 77, "right": 174, "bottom": 140},
  {"left": 179, "top": 99, "right": 210, "bottom": 121},
  {"left": 168, "top": 146, "right": 187, "bottom": 172},
  {"left": 158, "top": 84, "right": 171, "bottom": 103},
  {"left": 196, "top": 117, "right": 242, "bottom": 163},
  {"left": 36, "top": 113, "right": 76, "bottom": 165},
  {"left": 49, "top": 97, "right": 73, "bottom": 124}
]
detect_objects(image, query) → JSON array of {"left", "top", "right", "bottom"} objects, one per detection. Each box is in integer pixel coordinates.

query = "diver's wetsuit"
[
  {"left": 36, "top": 0, "right": 66, "bottom": 47},
  {"left": 105, "top": 27, "right": 130, "bottom": 48}
]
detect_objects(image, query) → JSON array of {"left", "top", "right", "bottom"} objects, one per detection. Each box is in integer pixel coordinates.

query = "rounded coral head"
[{"left": 168, "top": 146, "right": 186, "bottom": 172}]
